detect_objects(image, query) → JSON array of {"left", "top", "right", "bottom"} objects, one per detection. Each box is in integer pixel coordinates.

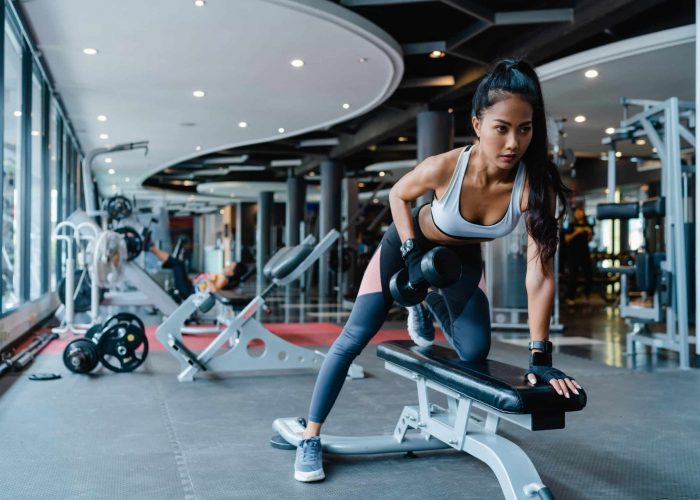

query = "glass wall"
[
  {"left": 48, "top": 102, "right": 59, "bottom": 290},
  {"left": 29, "top": 71, "right": 43, "bottom": 299},
  {"left": 2, "top": 24, "right": 23, "bottom": 312},
  {"left": 0, "top": 10, "right": 82, "bottom": 315}
]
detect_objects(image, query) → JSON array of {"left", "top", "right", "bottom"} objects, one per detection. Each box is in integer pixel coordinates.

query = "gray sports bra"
[{"left": 430, "top": 146, "right": 526, "bottom": 240}]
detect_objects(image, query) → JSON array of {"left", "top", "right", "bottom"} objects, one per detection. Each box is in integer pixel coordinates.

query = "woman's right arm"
[{"left": 388, "top": 156, "right": 448, "bottom": 244}]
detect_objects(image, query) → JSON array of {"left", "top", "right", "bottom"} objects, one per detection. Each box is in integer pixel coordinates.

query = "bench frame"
[
  {"left": 273, "top": 358, "right": 556, "bottom": 500},
  {"left": 155, "top": 230, "right": 364, "bottom": 382}
]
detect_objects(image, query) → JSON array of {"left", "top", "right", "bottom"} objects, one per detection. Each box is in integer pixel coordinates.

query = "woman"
[{"left": 294, "top": 58, "right": 583, "bottom": 482}]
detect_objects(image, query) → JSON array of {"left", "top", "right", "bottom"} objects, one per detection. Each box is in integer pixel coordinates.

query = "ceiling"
[{"left": 20, "top": 0, "right": 695, "bottom": 209}]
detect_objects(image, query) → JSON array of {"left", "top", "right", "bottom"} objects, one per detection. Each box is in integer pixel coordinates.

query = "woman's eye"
[
  {"left": 521, "top": 127, "right": 532, "bottom": 133},
  {"left": 496, "top": 126, "right": 507, "bottom": 133}
]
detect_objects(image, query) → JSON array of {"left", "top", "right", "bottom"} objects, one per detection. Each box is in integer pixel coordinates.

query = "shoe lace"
[{"left": 302, "top": 439, "right": 320, "bottom": 460}]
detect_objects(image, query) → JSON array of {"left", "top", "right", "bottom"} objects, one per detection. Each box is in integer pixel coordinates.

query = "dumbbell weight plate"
[
  {"left": 84, "top": 323, "right": 104, "bottom": 341},
  {"left": 389, "top": 268, "right": 427, "bottom": 307},
  {"left": 103, "top": 312, "right": 145, "bottom": 334},
  {"left": 63, "top": 338, "right": 100, "bottom": 374},
  {"left": 97, "top": 323, "right": 149, "bottom": 373},
  {"left": 421, "top": 247, "right": 462, "bottom": 288}
]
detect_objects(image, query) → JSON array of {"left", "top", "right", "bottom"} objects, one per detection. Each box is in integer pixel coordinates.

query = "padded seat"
[
  {"left": 263, "top": 244, "right": 314, "bottom": 280},
  {"left": 377, "top": 340, "right": 587, "bottom": 415}
]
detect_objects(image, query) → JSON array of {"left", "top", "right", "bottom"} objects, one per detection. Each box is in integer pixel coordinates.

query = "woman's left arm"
[{"left": 525, "top": 234, "right": 554, "bottom": 344}]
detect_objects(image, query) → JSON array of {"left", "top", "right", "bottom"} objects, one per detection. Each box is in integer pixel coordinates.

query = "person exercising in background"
[
  {"left": 145, "top": 237, "right": 249, "bottom": 302},
  {"left": 563, "top": 206, "right": 593, "bottom": 306}
]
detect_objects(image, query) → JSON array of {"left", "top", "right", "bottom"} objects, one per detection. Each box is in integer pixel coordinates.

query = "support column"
[
  {"left": 416, "top": 111, "right": 454, "bottom": 206},
  {"left": 235, "top": 201, "right": 243, "bottom": 262},
  {"left": 319, "top": 160, "right": 342, "bottom": 299},
  {"left": 286, "top": 171, "right": 306, "bottom": 246},
  {"left": 341, "top": 177, "right": 359, "bottom": 297},
  {"left": 256, "top": 191, "right": 273, "bottom": 293}
]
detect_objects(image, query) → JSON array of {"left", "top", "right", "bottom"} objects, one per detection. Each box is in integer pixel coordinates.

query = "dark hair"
[{"left": 472, "top": 58, "right": 571, "bottom": 271}]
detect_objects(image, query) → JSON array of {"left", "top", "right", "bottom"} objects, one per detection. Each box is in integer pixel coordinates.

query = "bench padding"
[{"left": 377, "top": 340, "right": 586, "bottom": 415}]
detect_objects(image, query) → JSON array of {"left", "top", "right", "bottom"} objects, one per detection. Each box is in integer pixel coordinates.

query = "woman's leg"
[
  {"left": 304, "top": 226, "right": 404, "bottom": 436},
  {"left": 425, "top": 245, "right": 490, "bottom": 361}
]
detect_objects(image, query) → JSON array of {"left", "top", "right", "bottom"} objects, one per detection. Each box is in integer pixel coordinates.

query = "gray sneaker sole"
[{"left": 295, "top": 468, "right": 326, "bottom": 482}]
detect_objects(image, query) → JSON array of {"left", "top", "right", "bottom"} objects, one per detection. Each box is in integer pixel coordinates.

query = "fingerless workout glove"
[{"left": 524, "top": 351, "right": 569, "bottom": 384}]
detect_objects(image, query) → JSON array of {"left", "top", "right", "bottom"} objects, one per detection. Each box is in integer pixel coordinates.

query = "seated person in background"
[
  {"left": 563, "top": 206, "right": 593, "bottom": 306},
  {"left": 145, "top": 236, "right": 249, "bottom": 302}
]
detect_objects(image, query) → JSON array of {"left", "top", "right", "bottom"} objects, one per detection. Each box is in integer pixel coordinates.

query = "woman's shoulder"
[{"left": 419, "top": 146, "right": 464, "bottom": 179}]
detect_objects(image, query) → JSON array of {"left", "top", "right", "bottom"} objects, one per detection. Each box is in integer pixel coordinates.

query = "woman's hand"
[{"left": 525, "top": 352, "right": 582, "bottom": 398}]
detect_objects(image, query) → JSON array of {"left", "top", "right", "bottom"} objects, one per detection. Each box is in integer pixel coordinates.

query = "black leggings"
[
  {"left": 307, "top": 207, "right": 491, "bottom": 424},
  {"left": 162, "top": 256, "right": 193, "bottom": 303}
]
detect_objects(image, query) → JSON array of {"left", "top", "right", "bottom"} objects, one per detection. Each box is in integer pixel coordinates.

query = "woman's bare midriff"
[{"left": 417, "top": 204, "right": 493, "bottom": 246}]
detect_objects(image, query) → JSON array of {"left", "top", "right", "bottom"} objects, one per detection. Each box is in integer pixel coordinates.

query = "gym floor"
[{"left": 1, "top": 292, "right": 698, "bottom": 500}]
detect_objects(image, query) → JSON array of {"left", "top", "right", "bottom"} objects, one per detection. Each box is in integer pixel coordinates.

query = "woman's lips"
[{"left": 500, "top": 154, "right": 517, "bottom": 161}]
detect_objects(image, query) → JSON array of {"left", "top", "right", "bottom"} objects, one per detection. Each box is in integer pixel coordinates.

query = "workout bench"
[
  {"left": 273, "top": 340, "right": 586, "bottom": 500},
  {"left": 156, "top": 230, "right": 364, "bottom": 382}
]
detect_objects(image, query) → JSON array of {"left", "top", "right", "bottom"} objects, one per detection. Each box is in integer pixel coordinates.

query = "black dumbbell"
[{"left": 389, "top": 246, "right": 462, "bottom": 307}]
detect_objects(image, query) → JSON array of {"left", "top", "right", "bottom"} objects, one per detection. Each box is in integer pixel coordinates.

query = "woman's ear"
[{"left": 471, "top": 115, "right": 481, "bottom": 138}]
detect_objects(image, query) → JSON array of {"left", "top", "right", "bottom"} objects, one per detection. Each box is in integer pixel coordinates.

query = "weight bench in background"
[
  {"left": 273, "top": 340, "right": 586, "bottom": 500},
  {"left": 156, "top": 230, "right": 364, "bottom": 382}
]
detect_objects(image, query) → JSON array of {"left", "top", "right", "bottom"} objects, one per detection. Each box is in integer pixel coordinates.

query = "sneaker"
[
  {"left": 294, "top": 436, "right": 325, "bottom": 482},
  {"left": 424, "top": 291, "right": 452, "bottom": 340},
  {"left": 407, "top": 303, "right": 435, "bottom": 347}
]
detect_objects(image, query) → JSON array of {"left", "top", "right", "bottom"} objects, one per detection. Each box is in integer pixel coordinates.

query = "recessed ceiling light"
[
  {"left": 183, "top": 180, "right": 195, "bottom": 186},
  {"left": 31, "top": 130, "right": 39, "bottom": 136},
  {"left": 358, "top": 182, "right": 366, "bottom": 188},
  {"left": 652, "top": 147, "right": 657, "bottom": 153},
  {"left": 13, "top": 111, "right": 21, "bottom": 117},
  {"left": 635, "top": 138, "right": 646, "bottom": 145},
  {"left": 278, "top": 127, "right": 285, "bottom": 134},
  {"left": 83, "top": 48, "right": 98, "bottom": 55},
  {"left": 359, "top": 57, "right": 368, "bottom": 63},
  {"left": 448, "top": 108, "right": 454, "bottom": 113},
  {"left": 605, "top": 127, "right": 615, "bottom": 134},
  {"left": 398, "top": 136, "right": 408, "bottom": 143},
  {"left": 574, "top": 115, "right": 586, "bottom": 123},
  {"left": 378, "top": 171, "right": 386, "bottom": 177},
  {"left": 125, "top": 177, "right": 130, "bottom": 183},
  {"left": 429, "top": 50, "right": 445, "bottom": 59},
  {"left": 104, "top": 157, "right": 113, "bottom": 164},
  {"left": 194, "top": 0, "right": 205, "bottom": 6},
  {"left": 615, "top": 151, "right": 622, "bottom": 158},
  {"left": 373, "top": 198, "right": 379, "bottom": 204},
  {"left": 97, "top": 115, "right": 107, "bottom": 122},
  {"left": 193, "top": 90, "right": 205, "bottom": 98},
  {"left": 219, "top": 209, "right": 224, "bottom": 214},
  {"left": 99, "top": 133, "right": 109, "bottom": 140},
  {"left": 290, "top": 59, "right": 304, "bottom": 68},
  {"left": 195, "top": 146, "right": 202, "bottom": 151},
  {"left": 342, "top": 103, "right": 350, "bottom": 109},
  {"left": 309, "top": 171, "right": 316, "bottom": 177},
  {"left": 108, "top": 168, "right": 115, "bottom": 175},
  {"left": 584, "top": 69, "right": 599, "bottom": 79},
  {"left": 238, "top": 121, "right": 248, "bottom": 128}
]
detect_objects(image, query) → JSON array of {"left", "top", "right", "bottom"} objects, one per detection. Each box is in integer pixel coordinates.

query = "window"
[
  {"left": 49, "top": 101, "right": 59, "bottom": 290},
  {"left": 29, "top": 72, "right": 44, "bottom": 299},
  {"left": 2, "top": 25, "right": 23, "bottom": 311}
]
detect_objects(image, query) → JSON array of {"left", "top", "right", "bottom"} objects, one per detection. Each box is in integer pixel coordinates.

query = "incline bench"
[
  {"left": 156, "top": 230, "right": 364, "bottom": 382},
  {"left": 273, "top": 340, "right": 587, "bottom": 500}
]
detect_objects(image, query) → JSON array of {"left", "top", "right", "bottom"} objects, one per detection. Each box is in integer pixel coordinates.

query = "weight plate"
[
  {"left": 97, "top": 323, "right": 149, "bottom": 373},
  {"left": 114, "top": 226, "right": 143, "bottom": 261},
  {"left": 106, "top": 195, "right": 133, "bottom": 221},
  {"left": 85, "top": 323, "right": 103, "bottom": 341},
  {"left": 103, "top": 312, "right": 145, "bottom": 334},
  {"left": 63, "top": 338, "right": 99, "bottom": 374}
]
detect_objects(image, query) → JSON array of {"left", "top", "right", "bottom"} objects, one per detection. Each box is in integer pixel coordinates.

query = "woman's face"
[{"left": 471, "top": 93, "right": 533, "bottom": 171}]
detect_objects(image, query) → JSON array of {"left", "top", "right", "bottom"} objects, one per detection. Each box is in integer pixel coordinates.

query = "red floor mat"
[{"left": 32, "top": 322, "right": 445, "bottom": 353}]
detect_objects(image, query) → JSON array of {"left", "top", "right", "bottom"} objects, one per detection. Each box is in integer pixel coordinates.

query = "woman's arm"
[
  {"left": 388, "top": 156, "right": 449, "bottom": 243},
  {"left": 525, "top": 233, "right": 555, "bottom": 344}
]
